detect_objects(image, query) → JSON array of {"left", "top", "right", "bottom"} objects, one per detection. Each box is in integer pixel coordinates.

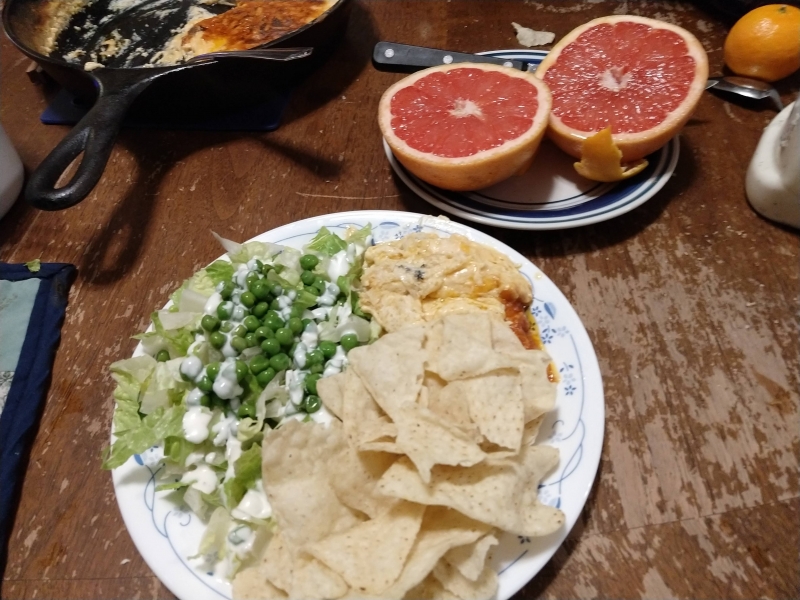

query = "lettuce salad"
[{"left": 103, "top": 225, "right": 375, "bottom": 578}]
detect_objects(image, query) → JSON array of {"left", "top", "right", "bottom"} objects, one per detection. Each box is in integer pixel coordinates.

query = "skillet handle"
[{"left": 25, "top": 70, "right": 166, "bottom": 211}]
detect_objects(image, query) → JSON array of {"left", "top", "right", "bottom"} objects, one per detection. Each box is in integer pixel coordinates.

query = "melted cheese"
[{"left": 360, "top": 233, "right": 537, "bottom": 346}]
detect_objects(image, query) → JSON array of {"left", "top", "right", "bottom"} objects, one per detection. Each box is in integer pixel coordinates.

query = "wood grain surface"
[{"left": 1, "top": 1, "right": 798, "bottom": 599}]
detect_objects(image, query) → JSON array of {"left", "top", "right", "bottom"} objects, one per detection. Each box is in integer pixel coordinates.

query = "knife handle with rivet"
[{"left": 372, "top": 41, "right": 526, "bottom": 73}]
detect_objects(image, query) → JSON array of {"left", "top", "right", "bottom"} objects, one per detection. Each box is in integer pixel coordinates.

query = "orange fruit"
[
  {"left": 378, "top": 63, "right": 551, "bottom": 191},
  {"left": 724, "top": 4, "right": 800, "bottom": 82},
  {"left": 535, "top": 15, "right": 708, "bottom": 166}
]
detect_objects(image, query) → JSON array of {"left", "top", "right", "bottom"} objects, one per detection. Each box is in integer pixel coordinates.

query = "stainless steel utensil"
[
  {"left": 706, "top": 76, "right": 784, "bottom": 111},
  {"left": 187, "top": 47, "right": 314, "bottom": 65}
]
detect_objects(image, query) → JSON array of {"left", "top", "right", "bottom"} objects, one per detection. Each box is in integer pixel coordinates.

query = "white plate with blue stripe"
[
  {"left": 112, "top": 211, "right": 604, "bottom": 600},
  {"left": 384, "top": 49, "right": 680, "bottom": 230}
]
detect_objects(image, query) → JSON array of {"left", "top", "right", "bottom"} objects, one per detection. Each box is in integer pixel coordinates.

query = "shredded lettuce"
[
  {"left": 222, "top": 443, "right": 262, "bottom": 509},
  {"left": 306, "top": 227, "right": 348, "bottom": 256},
  {"left": 228, "top": 241, "right": 284, "bottom": 265},
  {"left": 102, "top": 404, "right": 186, "bottom": 469}
]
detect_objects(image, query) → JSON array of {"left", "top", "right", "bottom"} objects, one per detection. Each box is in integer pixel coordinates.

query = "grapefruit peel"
[{"left": 574, "top": 127, "right": 648, "bottom": 182}]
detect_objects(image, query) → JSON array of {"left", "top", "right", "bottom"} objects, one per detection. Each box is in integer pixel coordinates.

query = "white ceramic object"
[
  {"left": 746, "top": 100, "right": 800, "bottom": 229},
  {"left": 111, "top": 211, "right": 605, "bottom": 600},
  {"left": 0, "top": 124, "right": 23, "bottom": 220}
]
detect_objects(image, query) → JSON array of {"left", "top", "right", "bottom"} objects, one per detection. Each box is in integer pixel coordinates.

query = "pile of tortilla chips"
[{"left": 234, "top": 313, "right": 564, "bottom": 600}]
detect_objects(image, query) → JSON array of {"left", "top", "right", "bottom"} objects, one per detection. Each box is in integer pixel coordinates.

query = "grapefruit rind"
[
  {"left": 535, "top": 15, "right": 709, "bottom": 163},
  {"left": 378, "top": 63, "right": 552, "bottom": 191},
  {"left": 574, "top": 127, "right": 649, "bottom": 182}
]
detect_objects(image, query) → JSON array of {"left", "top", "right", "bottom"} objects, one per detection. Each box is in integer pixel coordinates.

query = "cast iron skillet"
[{"left": 3, "top": 0, "right": 351, "bottom": 210}]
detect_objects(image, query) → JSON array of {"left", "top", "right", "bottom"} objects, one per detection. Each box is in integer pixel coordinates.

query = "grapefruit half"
[
  {"left": 378, "top": 63, "right": 552, "bottom": 191},
  {"left": 536, "top": 15, "right": 708, "bottom": 164}
]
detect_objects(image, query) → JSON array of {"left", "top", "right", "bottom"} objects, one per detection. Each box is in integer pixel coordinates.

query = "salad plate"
[
  {"left": 110, "top": 210, "right": 604, "bottom": 600},
  {"left": 384, "top": 49, "right": 680, "bottom": 231}
]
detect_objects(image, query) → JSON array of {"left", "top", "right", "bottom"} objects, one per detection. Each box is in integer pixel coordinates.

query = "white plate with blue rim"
[
  {"left": 383, "top": 49, "right": 680, "bottom": 231},
  {"left": 111, "top": 211, "right": 604, "bottom": 600}
]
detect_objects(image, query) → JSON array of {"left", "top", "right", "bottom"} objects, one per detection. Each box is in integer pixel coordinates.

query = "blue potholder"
[{"left": 0, "top": 263, "right": 76, "bottom": 575}]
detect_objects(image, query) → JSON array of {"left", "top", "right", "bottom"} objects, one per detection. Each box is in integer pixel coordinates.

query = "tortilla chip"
[
  {"left": 307, "top": 501, "right": 426, "bottom": 595},
  {"left": 429, "top": 315, "right": 518, "bottom": 381},
  {"left": 378, "top": 444, "right": 563, "bottom": 537},
  {"left": 443, "top": 533, "right": 499, "bottom": 582},
  {"left": 376, "top": 507, "right": 489, "bottom": 598},
  {"left": 339, "top": 368, "right": 385, "bottom": 446},
  {"left": 329, "top": 443, "right": 399, "bottom": 519},
  {"left": 490, "top": 318, "right": 525, "bottom": 353},
  {"left": 430, "top": 377, "right": 478, "bottom": 438},
  {"left": 232, "top": 567, "right": 287, "bottom": 600},
  {"left": 512, "top": 350, "right": 557, "bottom": 423},
  {"left": 262, "top": 420, "right": 361, "bottom": 546},
  {"left": 317, "top": 371, "right": 346, "bottom": 419},
  {"left": 260, "top": 530, "right": 294, "bottom": 593},
  {"left": 433, "top": 560, "right": 498, "bottom": 600},
  {"left": 403, "top": 575, "right": 459, "bottom": 600},
  {"left": 357, "top": 416, "right": 397, "bottom": 446},
  {"left": 348, "top": 326, "right": 426, "bottom": 420},
  {"left": 444, "top": 373, "right": 524, "bottom": 451},
  {"left": 394, "top": 403, "right": 486, "bottom": 483},
  {"left": 522, "top": 415, "right": 546, "bottom": 446},
  {"left": 289, "top": 552, "right": 349, "bottom": 600}
]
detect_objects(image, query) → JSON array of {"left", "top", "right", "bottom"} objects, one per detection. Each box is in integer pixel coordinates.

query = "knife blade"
[{"left": 372, "top": 42, "right": 538, "bottom": 73}]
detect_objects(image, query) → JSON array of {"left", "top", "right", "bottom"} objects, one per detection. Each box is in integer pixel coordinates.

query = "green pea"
[
  {"left": 309, "top": 363, "right": 324, "bottom": 374},
  {"left": 234, "top": 360, "right": 248, "bottom": 382},
  {"left": 245, "top": 271, "right": 260, "bottom": 287},
  {"left": 209, "top": 331, "right": 226, "bottom": 349},
  {"left": 206, "top": 362, "right": 220, "bottom": 380},
  {"left": 219, "top": 322, "right": 233, "bottom": 333},
  {"left": 251, "top": 280, "right": 270, "bottom": 300},
  {"left": 304, "top": 285, "right": 319, "bottom": 297},
  {"left": 260, "top": 262, "right": 273, "bottom": 275},
  {"left": 198, "top": 394, "right": 211, "bottom": 408},
  {"left": 314, "top": 278, "right": 328, "bottom": 294},
  {"left": 155, "top": 349, "right": 170, "bottom": 362},
  {"left": 300, "top": 254, "right": 319, "bottom": 270},
  {"left": 287, "top": 317, "right": 304, "bottom": 334},
  {"left": 240, "top": 291, "right": 256, "bottom": 308},
  {"left": 237, "top": 401, "right": 256, "bottom": 419},
  {"left": 340, "top": 333, "right": 359, "bottom": 351},
  {"left": 269, "top": 298, "right": 281, "bottom": 310},
  {"left": 303, "top": 395, "right": 321, "bottom": 413},
  {"left": 250, "top": 355, "right": 270, "bottom": 375},
  {"left": 201, "top": 314, "right": 220, "bottom": 332},
  {"left": 243, "top": 315, "right": 260, "bottom": 332},
  {"left": 304, "top": 373, "right": 322, "bottom": 395},
  {"left": 261, "top": 338, "right": 281, "bottom": 356},
  {"left": 306, "top": 349, "right": 324, "bottom": 365},
  {"left": 196, "top": 376, "right": 213, "bottom": 393},
  {"left": 233, "top": 324, "right": 247, "bottom": 338},
  {"left": 219, "top": 281, "right": 235, "bottom": 300},
  {"left": 290, "top": 304, "right": 305, "bottom": 319},
  {"left": 300, "top": 270, "right": 316, "bottom": 286},
  {"left": 255, "top": 259, "right": 264, "bottom": 272},
  {"left": 230, "top": 336, "right": 248, "bottom": 353},
  {"left": 319, "top": 341, "right": 337, "bottom": 359},
  {"left": 217, "top": 302, "right": 232, "bottom": 320},
  {"left": 269, "top": 353, "right": 291, "bottom": 372},
  {"left": 244, "top": 333, "right": 259, "bottom": 348},
  {"left": 301, "top": 318, "right": 312, "bottom": 328},
  {"left": 210, "top": 394, "right": 225, "bottom": 410},
  {"left": 255, "top": 326, "right": 274, "bottom": 340},
  {"left": 270, "top": 283, "right": 283, "bottom": 296},
  {"left": 264, "top": 312, "right": 285, "bottom": 331},
  {"left": 252, "top": 301, "right": 269, "bottom": 318},
  {"left": 256, "top": 367, "right": 276, "bottom": 387},
  {"left": 275, "top": 327, "right": 294, "bottom": 346}
]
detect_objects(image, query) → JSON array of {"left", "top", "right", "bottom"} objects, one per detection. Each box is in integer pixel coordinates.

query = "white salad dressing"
[
  {"left": 180, "top": 356, "right": 203, "bottom": 381},
  {"left": 231, "top": 482, "right": 272, "bottom": 521},
  {"left": 323, "top": 345, "right": 348, "bottom": 378},
  {"left": 181, "top": 464, "right": 217, "bottom": 494},
  {"left": 183, "top": 406, "right": 213, "bottom": 443}
]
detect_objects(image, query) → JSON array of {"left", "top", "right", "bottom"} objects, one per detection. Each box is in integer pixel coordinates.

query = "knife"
[{"left": 372, "top": 42, "right": 539, "bottom": 73}]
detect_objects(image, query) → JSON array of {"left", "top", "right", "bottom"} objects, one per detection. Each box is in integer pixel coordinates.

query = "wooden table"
[{"left": 1, "top": 1, "right": 798, "bottom": 598}]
